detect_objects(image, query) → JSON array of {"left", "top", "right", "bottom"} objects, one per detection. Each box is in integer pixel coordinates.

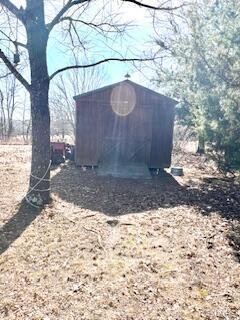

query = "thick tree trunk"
[
  {"left": 26, "top": 1, "right": 51, "bottom": 205},
  {"left": 29, "top": 82, "right": 50, "bottom": 204}
]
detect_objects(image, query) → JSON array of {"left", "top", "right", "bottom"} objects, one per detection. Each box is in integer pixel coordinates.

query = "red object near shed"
[{"left": 51, "top": 142, "right": 65, "bottom": 165}]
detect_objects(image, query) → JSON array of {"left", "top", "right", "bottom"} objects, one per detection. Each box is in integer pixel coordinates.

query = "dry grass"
[{"left": 0, "top": 145, "right": 239, "bottom": 320}]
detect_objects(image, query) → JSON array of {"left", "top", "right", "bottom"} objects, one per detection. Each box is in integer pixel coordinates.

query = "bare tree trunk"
[
  {"left": 7, "top": 118, "right": 13, "bottom": 138},
  {"left": 0, "top": 90, "right": 4, "bottom": 140},
  {"left": 6, "top": 79, "right": 16, "bottom": 139},
  {"left": 25, "top": 119, "right": 31, "bottom": 144},
  {"left": 196, "top": 135, "right": 205, "bottom": 155},
  {"left": 22, "top": 98, "right": 31, "bottom": 144},
  {"left": 26, "top": 1, "right": 51, "bottom": 204},
  {"left": 29, "top": 83, "right": 50, "bottom": 203}
]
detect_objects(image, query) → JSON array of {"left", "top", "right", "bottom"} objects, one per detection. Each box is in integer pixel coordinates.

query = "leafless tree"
[
  {"left": 0, "top": 66, "right": 20, "bottom": 140},
  {"left": 20, "top": 92, "right": 31, "bottom": 144},
  {"left": 0, "top": 0, "right": 184, "bottom": 205},
  {"left": 50, "top": 58, "right": 106, "bottom": 139}
]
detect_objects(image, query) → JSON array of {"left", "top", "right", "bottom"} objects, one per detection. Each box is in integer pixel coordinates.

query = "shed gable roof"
[{"left": 73, "top": 79, "right": 178, "bottom": 105}]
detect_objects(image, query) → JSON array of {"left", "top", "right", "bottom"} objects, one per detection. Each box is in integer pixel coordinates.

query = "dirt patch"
[{"left": 0, "top": 145, "right": 239, "bottom": 319}]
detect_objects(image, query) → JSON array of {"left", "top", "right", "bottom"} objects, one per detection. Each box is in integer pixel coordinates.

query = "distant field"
[{"left": 0, "top": 145, "right": 239, "bottom": 320}]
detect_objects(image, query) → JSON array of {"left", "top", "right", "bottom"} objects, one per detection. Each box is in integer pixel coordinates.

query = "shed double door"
[{"left": 100, "top": 107, "right": 152, "bottom": 165}]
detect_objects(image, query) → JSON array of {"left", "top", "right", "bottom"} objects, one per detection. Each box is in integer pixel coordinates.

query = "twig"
[
  {"left": 82, "top": 226, "right": 105, "bottom": 251},
  {"left": 82, "top": 213, "right": 96, "bottom": 219}
]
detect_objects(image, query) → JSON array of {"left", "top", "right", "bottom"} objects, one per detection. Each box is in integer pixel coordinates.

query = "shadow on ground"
[
  {"left": 51, "top": 164, "right": 240, "bottom": 218},
  {"left": 0, "top": 200, "right": 42, "bottom": 255},
  {"left": 51, "top": 163, "right": 240, "bottom": 261},
  {"left": 0, "top": 163, "right": 239, "bottom": 261},
  {"left": 52, "top": 165, "right": 181, "bottom": 216}
]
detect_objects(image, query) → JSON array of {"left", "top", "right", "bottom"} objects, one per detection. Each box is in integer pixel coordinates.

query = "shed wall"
[
  {"left": 75, "top": 101, "right": 101, "bottom": 166},
  {"left": 75, "top": 82, "right": 175, "bottom": 168},
  {"left": 150, "top": 99, "right": 175, "bottom": 168}
]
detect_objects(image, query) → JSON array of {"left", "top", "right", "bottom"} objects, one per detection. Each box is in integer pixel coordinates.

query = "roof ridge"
[{"left": 73, "top": 79, "right": 178, "bottom": 104}]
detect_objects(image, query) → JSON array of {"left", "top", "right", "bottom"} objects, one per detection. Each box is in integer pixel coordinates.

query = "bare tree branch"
[
  {"left": 0, "top": 30, "right": 27, "bottom": 49},
  {"left": 0, "top": 71, "right": 12, "bottom": 79},
  {"left": 47, "top": 0, "right": 90, "bottom": 32},
  {"left": 122, "top": 0, "right": 185, "bottom": 11},
  {"left": 0, "top": 0, "right": 25, "bottom": 22},
  {"left": 59, "top": 16, "right": 128, "bottom": 34},
  {"left": 48, "top": 0, "right": 184, "bottom": 32},
  {"left": 49, "top": 57, "right": 154, "bottom": 80},
  {"left": 0, "top": 49, "right": 30, "bottom": 91}
]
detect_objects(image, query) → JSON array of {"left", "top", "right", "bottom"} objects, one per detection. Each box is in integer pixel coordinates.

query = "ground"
[{"left": 0, "top": 145, "right": 239, "bottom": 320}]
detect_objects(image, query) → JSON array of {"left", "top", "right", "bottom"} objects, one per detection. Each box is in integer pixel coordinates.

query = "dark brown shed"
[{"left": 74, "top": 79, "right": 177, "bottom": 169}]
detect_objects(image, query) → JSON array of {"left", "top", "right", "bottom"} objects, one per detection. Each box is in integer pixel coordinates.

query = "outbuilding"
[{"left": 74, "top": 79, "right": 177, "bottom": 171}]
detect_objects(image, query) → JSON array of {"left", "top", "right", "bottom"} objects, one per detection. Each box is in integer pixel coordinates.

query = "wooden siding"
[
  {"left": 75, "top": 101, "right": 101, "bottom": 166},
  {"left": 75, "top": 80, "right": 176, "bottom": 168},
  {"left": 100, "top": 105, "right": 152, "bottom": 164},
  {"left": 150, "top": 100, "right": 175, "bottom": 168}
]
